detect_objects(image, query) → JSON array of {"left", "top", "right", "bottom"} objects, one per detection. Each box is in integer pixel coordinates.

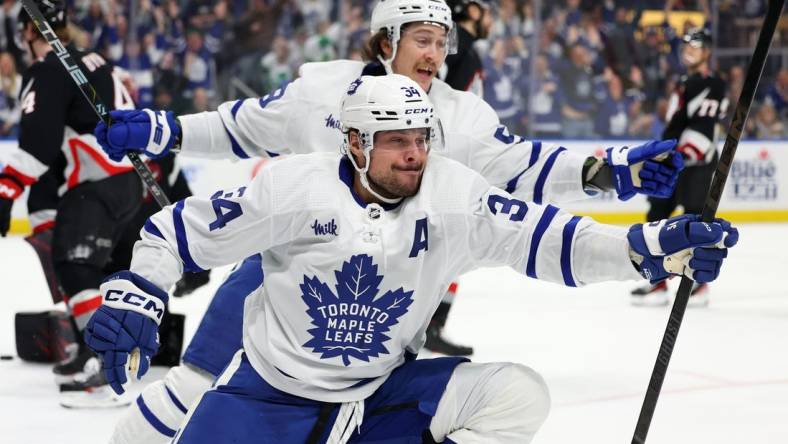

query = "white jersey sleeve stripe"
[
  {"left": 172, "top": 199, "right": 206, "bottom": 273},
  {"left": 230, "top": 99, "right": 243, "bottom": 119},
  {"left": 532, "top": 148, "right": 567, "bottom": 204},
  {"left": 560, "top": 215, "right": 583, "bottom": 287},
  {"left": 504, "top": 140, "right": 542, "bottom": 193},
  {"left": 525, "top": 204, "right": 560, "bottom": 279},
  {"left": 223, "top": 125, "right": 252, "bottom": 159},
  {"left": 143, "top": 219, "right": 165, "bottom": 240}
]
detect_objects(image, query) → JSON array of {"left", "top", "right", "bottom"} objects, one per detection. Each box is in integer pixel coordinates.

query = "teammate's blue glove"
[
  {"left": 95, "top": 109, "right": 180, "bottom": 162},
  {"left": 628, "top": 215, "right": 739, "bottom": 284},
  {"left": 84, "top": 271, "right": 168, "bottom": 395},
  {"left": 607, "top": 139, "right": 684, "bottom": 201}
]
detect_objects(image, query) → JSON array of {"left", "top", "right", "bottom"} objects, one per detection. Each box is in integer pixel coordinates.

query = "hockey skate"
[
  {"left": 59, "top": 366, "right": 131, "bottom": 409},
  {"left": 630, "top": 280, "right": 669, "bottom": 306},
  {"left": 687, "top": 282, "right": 709, "bottom": 308},
  {"left": 52, "top": 342, "right": 100, "bottom": 384},
  {"left": 424, "top": 324, "right": 474, "bottom": 356}
]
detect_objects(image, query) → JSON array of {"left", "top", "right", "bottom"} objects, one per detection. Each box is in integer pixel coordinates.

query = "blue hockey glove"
[
  {"left": 95, "top": 109, "right": 180, "bottom": 162},
  {"left": 628, "top": 215, "right": 739, "bottom": 284},
  {"left": 84, "top": 271, "right": 168, "bottom": 395},
  {"left": 606, "top": 139, "right": 684, "bottom": 201}
]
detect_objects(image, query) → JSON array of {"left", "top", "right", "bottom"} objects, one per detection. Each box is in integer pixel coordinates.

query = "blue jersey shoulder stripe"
[
  {"left": 173, "top": 200, "right": 205, "bottom": 273},
  {"left": 136, "top": 395, "right": 177, "bottom": 437},
  {"left": 526, "top": 204, "right": 560, "bottom": 279},
  {"left": 560, "top": 216, "right": 583, "bottom": 287},
  {"left": 143, "top": 219, "right": 164, "bottom": 240},
  {"left": 505, "top": 140, "right": 542, "bottom": 193},
  {"left": 533, "top": 147, "right": 566, "bottom": 204}
]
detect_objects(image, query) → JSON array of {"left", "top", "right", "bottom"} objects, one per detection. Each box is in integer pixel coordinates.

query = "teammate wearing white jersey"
[
  {"left": 85, "top": 74, "right": 737, "bottom": 443},
  {"left": 93, "top": 1, "right": 686, "bottom": 441}
]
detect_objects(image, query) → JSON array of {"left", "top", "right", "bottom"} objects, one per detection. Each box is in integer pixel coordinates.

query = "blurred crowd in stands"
[{"left": 0, "top": 0, "right": 785, "bottom": 140}]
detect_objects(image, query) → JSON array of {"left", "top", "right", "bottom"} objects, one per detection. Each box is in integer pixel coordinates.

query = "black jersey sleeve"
[
  {"left": 662, "top": 74, "right": 728, "bottom": 165},
  {"left": 18, "top": 62, "right": 70, "bottom": 170}
]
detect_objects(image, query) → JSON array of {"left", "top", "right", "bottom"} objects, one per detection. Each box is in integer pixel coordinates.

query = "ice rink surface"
[{"left": 1, "top": 223, "right": 786, "bottom": 444}]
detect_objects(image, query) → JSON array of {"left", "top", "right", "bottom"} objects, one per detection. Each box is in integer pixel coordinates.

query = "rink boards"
[{"left": 2, "top": 139, "right": 786, "bottom": 233}]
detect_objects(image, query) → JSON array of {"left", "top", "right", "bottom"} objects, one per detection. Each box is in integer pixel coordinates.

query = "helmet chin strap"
[
  {"left": 347, "top": 146, "right": 402, "bottom": 205},
  {"left": 377, "top": 53, "right": 395, "bottom": 75}
]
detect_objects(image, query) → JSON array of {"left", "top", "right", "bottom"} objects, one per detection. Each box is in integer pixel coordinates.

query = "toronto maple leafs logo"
[{"left": 301, "top": 254, "right": 414, "bottom": 366}]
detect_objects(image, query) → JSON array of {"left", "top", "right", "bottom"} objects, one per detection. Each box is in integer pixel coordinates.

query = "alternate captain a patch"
[{"left": 300, "top": 254, "right": 414, "bottom": 366}]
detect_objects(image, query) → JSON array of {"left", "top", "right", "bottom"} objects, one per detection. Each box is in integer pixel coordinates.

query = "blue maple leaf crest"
[{"left": 300, "top": 254, "right": 414, "bottom": 366}]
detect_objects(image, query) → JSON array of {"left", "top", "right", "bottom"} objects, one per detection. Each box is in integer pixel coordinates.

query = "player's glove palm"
[
  {"left": 628, "top": 215, "right": 739, "bottom": 283},
  {"left": 607, "top": 139, "right": 684, "bottom": 201},
  {"left": 84, "top": 271, "right": 168, "bottom": 395},
  {"left": 95, "top": 109, "right": 180, "bottom": 162}
]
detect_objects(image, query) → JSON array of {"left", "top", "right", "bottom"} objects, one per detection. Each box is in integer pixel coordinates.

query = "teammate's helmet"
[
  {"left": 682, "top": 27, "right": 713, "bottom": 48},
  {"left": 445, "top": 0, "right": 489, "bottom": 21},
  {"left": 19, "top": 0, "right": 68, "bottom": 30},
  {"left": 341, "top": 74, "right": 444, "bottom": 202},
  {"left": 370, "top": 0, "right": 457, "bottom": 71}
]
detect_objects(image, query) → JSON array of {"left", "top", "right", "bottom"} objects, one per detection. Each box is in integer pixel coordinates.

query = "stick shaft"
[{"left": 631, "top": 1, "right": 785, "bottom": 442}]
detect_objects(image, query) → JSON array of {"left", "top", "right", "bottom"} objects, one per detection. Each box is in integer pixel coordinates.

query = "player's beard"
[{"left": 368, "top": 166, "right": 424, "bottom": 198}]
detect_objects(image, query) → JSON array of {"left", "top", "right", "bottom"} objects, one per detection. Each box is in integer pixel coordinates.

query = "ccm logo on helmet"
[
  {"left": 105, "top": 289, "right": 165, "bottom": 320},
  {"left": 405, "top": 108, "right": 430, "bottom": 114}
]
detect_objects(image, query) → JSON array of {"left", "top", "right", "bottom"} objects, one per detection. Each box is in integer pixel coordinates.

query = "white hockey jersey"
[
  {"left": 132, "top": 152, "right": 642, "bottom": 402},
  {"left": 178, "top": 60, "right": 589, "bottom": 205}
]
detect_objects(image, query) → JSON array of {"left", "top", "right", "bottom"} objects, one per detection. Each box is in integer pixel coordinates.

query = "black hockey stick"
[
  {"left": 632, "top": 1, "right": 785, "bottom": 442},
  {"left": 20, "top": 0, "right": 170, "bottom": 208}
]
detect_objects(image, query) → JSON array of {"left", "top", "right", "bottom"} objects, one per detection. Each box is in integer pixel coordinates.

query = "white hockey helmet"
[
  {"left": 341, "top": 74, "right": 445, "bottom": 203},
  {"left": 370, "top": 0, "right": 457, "bottom": 73}
]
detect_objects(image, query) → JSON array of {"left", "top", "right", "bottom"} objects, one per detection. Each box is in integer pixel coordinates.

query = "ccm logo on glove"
[{"left": 104, "top": 290, "right": 165, "bottom": 321}]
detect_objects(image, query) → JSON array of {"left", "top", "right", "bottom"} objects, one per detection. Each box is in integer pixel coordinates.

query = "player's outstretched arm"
[
  {"left": 84, "top": 271, "right": 167, "bottom": 395},
  {"left": 461, "top": 177, "right": 736, "bottom": 287},
  {"left": 455, "top": 97, "right": 683, "bottom": 204},
  {"left": 95, "top": 80, "right": 302, "bottom": 161}
]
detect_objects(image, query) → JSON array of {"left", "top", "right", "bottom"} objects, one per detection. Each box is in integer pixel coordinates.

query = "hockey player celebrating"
[
  {"left": 93, "top": 0, "right": 686, "bottom": 440},
  {"left": 97, "top": 0, "right": 685, "bottom": 347},
  {"left": 0, "top": 0, "right": 139, "bottom": 407},
  {"left": 630, "top": 27, "right": 728, "bottom": 307},
  {"left": 85, "top": 74, "right": 737, "bottom": 443}
]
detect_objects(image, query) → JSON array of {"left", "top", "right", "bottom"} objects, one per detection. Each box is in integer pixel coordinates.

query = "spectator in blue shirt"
[
  {"left": 529, "top": 53, "right": 563, "bottom": 139},
  {"left": 766, "top": 69, "right": 788, "bottom": 118},
  {"left": 482, "top": 38, "right": 523, "bottom": 134},
  {"left": 559, "top": 43, "right": 598, "bottom": 138},
  {"left": 595, "top": 73, "right": 631, "bottom": 138}
]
